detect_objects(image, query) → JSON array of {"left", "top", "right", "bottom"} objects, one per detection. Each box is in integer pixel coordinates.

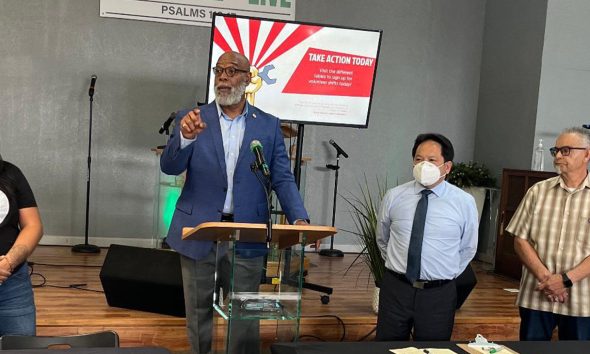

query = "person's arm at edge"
[
  {"left": 506, "top": 185, "right": 551, "bottom": 282},
  {"left": 376, "top": 190, "right": 392, "bottom": 260},
  {"left": 514, "top": 237, "right": 551, "bottom": 282},
  {"left": 507, "top": 183, "right": 568, "bottom": 301},
  {"left": 0, "top": 207, "right": 43, "bottom": 274},
  {"left": 457, "top": 195, "right": 479, "bottom": 274}
]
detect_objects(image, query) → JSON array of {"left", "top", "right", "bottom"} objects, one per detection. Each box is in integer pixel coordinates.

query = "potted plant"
[
  {"left": 447, "top": 161, "right": 496, "bottom": 189},
  {"left": 447, "top": 161, "right": 496, "bottom": 221},
  {"left": 342, "top": 176, "right": 387, "bottom": 314}
]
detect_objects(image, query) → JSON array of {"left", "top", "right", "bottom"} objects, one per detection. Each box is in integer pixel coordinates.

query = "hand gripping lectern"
[{"left": 183, "top": 222, "right": 336, "bottom": 354}]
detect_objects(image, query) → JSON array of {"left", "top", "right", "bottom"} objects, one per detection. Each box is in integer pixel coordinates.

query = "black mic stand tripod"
[
  {"left": 156, "top": 112, "right": 178, "bottom": 249},
  {"left": 319, "top": 152, "right": 345, "bottom": 257},
  {"left": 290, "top": 125, "right": 333, "bottom": 304}
]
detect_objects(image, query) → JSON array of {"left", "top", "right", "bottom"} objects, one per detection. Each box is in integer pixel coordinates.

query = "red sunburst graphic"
[{"left": 213, "top": 17, "right": 322, "bottom": 68}]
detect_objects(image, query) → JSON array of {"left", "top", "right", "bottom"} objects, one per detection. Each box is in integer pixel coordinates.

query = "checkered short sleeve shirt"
[{"left": 506, "top": 174, "right": 590, "bottom": 316}]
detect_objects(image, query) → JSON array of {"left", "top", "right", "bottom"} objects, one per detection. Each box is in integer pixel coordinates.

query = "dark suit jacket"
[{"left": 160, "top": 102, "right": 309, "bottom": 260}]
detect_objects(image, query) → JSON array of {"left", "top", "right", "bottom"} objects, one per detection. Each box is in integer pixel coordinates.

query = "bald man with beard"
[{"left": 161, "top": 51, "right": 309, "bottom": 354}]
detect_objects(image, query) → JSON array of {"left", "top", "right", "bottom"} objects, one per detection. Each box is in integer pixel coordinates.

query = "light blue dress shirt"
[
  {"left": 376, "top": 180, "right": 478, "bottom": 280},
  {"left": 180, "top": 102, "right": 248, "bottom": 214}
]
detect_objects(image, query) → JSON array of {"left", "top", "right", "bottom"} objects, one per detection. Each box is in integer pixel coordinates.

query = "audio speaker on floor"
[
  {"left": 455, "top": 263, "right": 477, "bottom": 309},
  {"left": 99, "top": 244, "right": 185, "bottom": 317}
]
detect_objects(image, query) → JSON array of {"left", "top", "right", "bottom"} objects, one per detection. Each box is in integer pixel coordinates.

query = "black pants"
[{"left": 376, "top": 269, "right": 457, "bottom": 341}]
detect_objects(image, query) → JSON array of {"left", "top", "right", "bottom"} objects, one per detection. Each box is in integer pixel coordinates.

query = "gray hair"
[{"left": 560, "top": 127, "right": 590, "bottom": 147}]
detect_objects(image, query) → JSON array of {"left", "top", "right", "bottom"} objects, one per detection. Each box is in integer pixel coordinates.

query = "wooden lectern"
[{"left": 182, "top": 222, "right": 336, "bottom": 354}]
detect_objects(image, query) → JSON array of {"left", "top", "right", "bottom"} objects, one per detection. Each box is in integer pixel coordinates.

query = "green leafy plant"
[
  {"left": 342, "top": 176, "right": 387, "bottom": 287},
  {"left": 447, "top": 161, "right": 496, "bottom": 188}
]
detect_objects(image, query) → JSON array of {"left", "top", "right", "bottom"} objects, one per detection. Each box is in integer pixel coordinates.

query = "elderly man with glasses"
[
  {"left": 161, "top": 51, "right": 309, "bottom": 354},
  {"left": 506, "top": 126, "right": 590, "bottom": 340}
]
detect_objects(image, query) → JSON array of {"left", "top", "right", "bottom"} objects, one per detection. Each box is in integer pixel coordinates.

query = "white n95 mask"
[{"left": 413, "top": 161, "right": 445, "bottom": 186}]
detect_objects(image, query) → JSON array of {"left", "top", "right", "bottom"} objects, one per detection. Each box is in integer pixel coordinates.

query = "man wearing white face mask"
[{"left": 376, "top": 133, "right": 478, "bottom": 341}]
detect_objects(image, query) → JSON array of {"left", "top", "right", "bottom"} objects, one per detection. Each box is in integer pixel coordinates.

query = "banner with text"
[
  {"left": 100, "top": 0, "right": 295, "bottom": 27},
  {"left": 207, "top": 14, "right": 382, "bottom": 127}
]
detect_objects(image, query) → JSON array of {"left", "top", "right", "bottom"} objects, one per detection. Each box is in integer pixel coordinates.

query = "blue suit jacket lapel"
[
  {"left": 205, "top": 104, "right": 227, "bottom": 184},
  {"left": 237, "top": 109, "right": 258, "bottom": 170}
]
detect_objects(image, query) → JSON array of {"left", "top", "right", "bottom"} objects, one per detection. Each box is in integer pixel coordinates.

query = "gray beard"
[{"left": 215, "top": 81, "right": 247, "bottom": 106}]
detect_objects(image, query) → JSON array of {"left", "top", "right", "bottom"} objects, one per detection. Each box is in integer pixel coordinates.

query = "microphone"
[
  {"left": 159, "top": 112, "right": 176, "bottom": 134},
  {"left": 88, "top": 75, "right": 97, "bottom": 97},
  {"left": 329, "top": 139, "right": 349, "bottom": 158},
  {"left": 250, "top": 140, "right": 270, "bottom": 177}
]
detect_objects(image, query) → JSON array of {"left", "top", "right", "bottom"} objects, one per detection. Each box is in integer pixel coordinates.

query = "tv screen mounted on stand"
[{"left": 206, "top": 14, "right": 382, "bottom": 129}]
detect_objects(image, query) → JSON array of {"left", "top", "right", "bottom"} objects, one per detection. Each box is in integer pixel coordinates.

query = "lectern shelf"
[{"left": 182, "top": 222, "right": 336, "bottom": 249}]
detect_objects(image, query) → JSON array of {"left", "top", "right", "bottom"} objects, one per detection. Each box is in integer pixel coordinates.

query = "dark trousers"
[
  {"left": 376, "top": 269, "right": 457, "bottom": 341},
  {"left": 519, "top": 307, "right": 590, "bottom": 340}
]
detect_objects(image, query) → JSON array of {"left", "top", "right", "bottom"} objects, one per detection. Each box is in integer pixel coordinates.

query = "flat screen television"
[{"left": 206, "top": 14, "right": 382, "bottom": 128}]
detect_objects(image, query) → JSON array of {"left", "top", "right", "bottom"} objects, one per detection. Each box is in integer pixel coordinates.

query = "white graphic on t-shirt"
[{"left": 0, "top": 190, "right": 9, "bottom": 224}]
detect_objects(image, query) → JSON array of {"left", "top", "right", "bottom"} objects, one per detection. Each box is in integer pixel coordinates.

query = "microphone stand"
[
  {"left": 73, "top": 82, "right": 100, "bottom": 253},
  {"left": 319, "top": 152, "right": 344, "bottom": 257},
  {"left": 251, "top": 162, "right": 273, "bottom": 286},
  {"left": 156, "top": 112, "right": 176, "bottom": 150},
  {"left": 251, "top": 163, "right": 273, "bottom": 246},
  {"left": 289, "top": 124, "right": 333, "bottom": 303},
  {"left": 159, "top": 112, "right": 176, "bottom": 134},
  {"left": 264, "top": 177, "right": 272, "bottom": 248}
]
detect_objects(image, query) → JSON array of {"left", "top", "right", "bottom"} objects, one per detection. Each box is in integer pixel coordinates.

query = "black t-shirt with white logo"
[{"left": 0, "top": 161, "right": 37, "bottom": 255}]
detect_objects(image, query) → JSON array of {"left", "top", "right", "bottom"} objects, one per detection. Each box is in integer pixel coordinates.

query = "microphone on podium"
[{"left": 250, "top": 140, "right": 270, "bottom": 177}]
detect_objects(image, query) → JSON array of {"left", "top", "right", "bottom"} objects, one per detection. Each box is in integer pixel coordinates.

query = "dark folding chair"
[{"left": 0, "top": 330, "right": 119, "bottom": 350}]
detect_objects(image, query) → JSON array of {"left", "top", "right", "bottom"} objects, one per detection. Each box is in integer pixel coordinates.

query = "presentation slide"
[{"left": 206, "top": 14, "right": 382, "bottom": 128}]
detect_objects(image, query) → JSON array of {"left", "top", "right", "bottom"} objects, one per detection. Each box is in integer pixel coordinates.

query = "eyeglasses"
[
  {"left": 212, "top": 66, "right": 249, "bottom": 77},
  {"left": 549, "top": 146, "right": 588, "bottom": 157}
]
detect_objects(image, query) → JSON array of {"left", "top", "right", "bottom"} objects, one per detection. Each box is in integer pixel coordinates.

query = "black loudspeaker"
[
  {"left": 455, "top": 263, "right": 477, "bottom": 309},
  {"left": 99, "top": 244, "right": 185, "bottom": 317}
]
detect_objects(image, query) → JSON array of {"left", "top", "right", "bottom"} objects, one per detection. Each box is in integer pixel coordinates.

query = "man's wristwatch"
[{"left": 562, "top": 272, "right": 573, "bottom": 288}]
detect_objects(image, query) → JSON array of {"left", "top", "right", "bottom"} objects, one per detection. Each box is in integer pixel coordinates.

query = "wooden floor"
[{"left": 29, "top": 246, "right": 521, "bottom": 352}]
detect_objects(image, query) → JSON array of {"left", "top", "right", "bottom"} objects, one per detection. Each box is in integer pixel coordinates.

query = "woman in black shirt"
[{"left": 0, "top": 158, "right": 43, "bottom": 335}]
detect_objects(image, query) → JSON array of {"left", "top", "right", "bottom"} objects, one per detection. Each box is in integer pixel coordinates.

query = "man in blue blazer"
[{"left": 161, "top": 51, "right": 309, "bottom": 354}]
